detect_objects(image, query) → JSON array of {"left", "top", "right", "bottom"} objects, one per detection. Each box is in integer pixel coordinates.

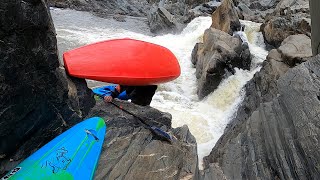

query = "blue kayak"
[{"left": 2, "top": 117, "right": 106, "bottom": 180}]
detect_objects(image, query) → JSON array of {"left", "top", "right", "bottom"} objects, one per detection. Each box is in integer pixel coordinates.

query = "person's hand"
[{"left": 104, "top": 96, "right": 113, "bottom": 103}]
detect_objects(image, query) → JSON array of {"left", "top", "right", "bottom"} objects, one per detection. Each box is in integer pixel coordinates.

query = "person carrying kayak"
[{"left": 94, "top": 85, "right": 157, "bottom": 106}]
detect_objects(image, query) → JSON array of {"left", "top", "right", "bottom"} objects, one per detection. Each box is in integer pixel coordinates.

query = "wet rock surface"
[
  {"left": 220, "top": 33, "right": 312, "bottom": 139},
  {"left": 211, "top": 0, "right": 241, "bottom": 35},
  {"left": 192, "top": 28, "right": 251, "bottom": 99},
  {"left": 0, "top": 0, "right": 94, "bottom": 175},
  {"left": 191, "top": 0, "right": 253, "bottom": 100},
  {"left": 88, "top": 100, "right": 198, "bottom": 180}
]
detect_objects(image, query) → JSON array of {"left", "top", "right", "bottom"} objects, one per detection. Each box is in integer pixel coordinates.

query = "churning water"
[{"left": 51, "top": 8, "right": 268, "bottom": 168}]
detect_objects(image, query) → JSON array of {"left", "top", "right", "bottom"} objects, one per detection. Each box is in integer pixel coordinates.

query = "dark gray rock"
[
  {"left": 276, "top": 0, "right": 309, "bottom": 12},
  {"left": 47, "top": 0, "right": 152, "bottom": 17},
  {"left": 261, "top": 0, "right": 311, "bottom": 47},
  {"left": 261, "top": 15, "right": 311, "bottom": 48},
  {"left": 233, "top": 0, "right": 280, "bottom": 22},
  {"left": 236, "top": 3, "right": 254, "bottom": 19},
  {"left": 47, "top": 0, "right": 205, "bottom": 34},
  {"left": 188, "top": 1, "right": 221, "bottom": 19},
  {"left": 278, "top": 34, "right": 312, "bottom": 66},
  {"left": 193, "top": 28, "right": 251, "bottom": 99},
  {"left": 201, "top": 2, "right": 219, "bottom": 14},
  {"left": 235, "top": 0, "right": 280, "bottom": 11},
  {"left": 0, "top": 0, "right": 94, "bottom": 175},
  {"left": 191, "top": 42, "right": 203, "bottom": 66},
  {"left": 202, "top": 163, "right": 227, "bottom": 180},
  {"left": 218, "top": 33, "right": 311, "bottom": 140},
  {"left": 235, "top": 2, "right": 267, "bottom": 23},
  {"left": 202, "top": 48, "right": 320, "bottom": 179},
  {"left": 88, "top": 100, "right": 199, "bottom": 179},
  {"left": 211, "top": 0, "right": 241, "bottom": 35},
  {"left": 147, "top": 7, "right": 181, "bottom": 34}
]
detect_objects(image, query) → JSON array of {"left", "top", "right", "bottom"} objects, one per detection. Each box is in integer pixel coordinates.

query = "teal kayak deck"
[{"left": 2, "top": 117, "right": 106, "bottom": 180}]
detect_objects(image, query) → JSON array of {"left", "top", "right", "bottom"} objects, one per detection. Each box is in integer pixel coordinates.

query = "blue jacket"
[{"left": 92, "top": 85, "right": 129, "bottom": 100}]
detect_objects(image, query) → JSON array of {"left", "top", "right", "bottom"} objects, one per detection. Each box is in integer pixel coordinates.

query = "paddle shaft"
[
  {"left": 109, "top": 101, "right": 172, "bottom": 143},
  {"left": 110, "top": 102, "right": 150, "bottom": 127},
  {"left": 95, "top": 94, "right": 171, "bottom": 142}
]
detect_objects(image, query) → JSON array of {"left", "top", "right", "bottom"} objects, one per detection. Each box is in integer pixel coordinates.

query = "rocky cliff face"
[
  {"left": 202, "top": 35, "right": 319, "bottom": 179},
  {"left": 48, "top": 0, "right": 204, "bottom": 16},
  {"left": 0, "top": 0, "right": 94, "bottom": 175},
  {"left": 47, "top": 0, "right": 205, "bottom": 34},
  {"left": 48, "top": 0, "right": 152, "bottom": 17}
]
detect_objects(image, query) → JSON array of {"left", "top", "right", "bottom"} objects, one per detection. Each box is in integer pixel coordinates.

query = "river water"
[{"left": 51, "top": 8, "right": 268, "bottom": 168}]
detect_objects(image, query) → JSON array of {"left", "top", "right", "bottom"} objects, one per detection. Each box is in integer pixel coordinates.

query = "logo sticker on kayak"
[
  {"left": 2, "top": 167, "right": 21, "bottom": 180},
  {"left": 41, "top": 147, "right": 71, "bottom": 173},
  {"left": 85, "top": 129, "right": 99, "bottom": 141}
]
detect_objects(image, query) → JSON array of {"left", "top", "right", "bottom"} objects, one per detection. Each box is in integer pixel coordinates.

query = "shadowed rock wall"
[
  {"left": 202, "top": 44, "right": 320, "bottom": 180},
  {"left": 0, "top": 0, "right": 94, "bottom": 175}
]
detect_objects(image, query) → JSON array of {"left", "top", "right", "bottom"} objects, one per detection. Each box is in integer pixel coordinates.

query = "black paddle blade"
[{"left": 150, "top": 126, "right": 172, "bottom": 143}]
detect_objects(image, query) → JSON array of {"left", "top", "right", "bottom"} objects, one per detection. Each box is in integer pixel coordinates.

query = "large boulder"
[
  {"left": 261, "top": 0, "right": 310, "bottom": 47},
  {"left": 147, "top": 7, "right": 181, "bottom": 34},
  {"left": 192, "top": 28, "right": 251, "bottom": 99},
  {"left": 211, "top": 0, "right": 241, "bottom": 35},
  {"left": 88, "top": 100, "right": 199, "bottom": 179},
  {"left": 0, "top": 0, "right": 94, "bottom": 175},
  {"left": 261, "top": 16, "right": 311, "bottom": 48},
  {"left": 278, "top": 34, "right": 312, "bottom": 66},
  {"left": 202, "top": 55, "right": 320, "bottom": 179}
]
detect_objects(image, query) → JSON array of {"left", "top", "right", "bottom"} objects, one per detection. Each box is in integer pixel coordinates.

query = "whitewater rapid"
[{"left": 51, "top": 8, "right": 268, "bottom": 168}]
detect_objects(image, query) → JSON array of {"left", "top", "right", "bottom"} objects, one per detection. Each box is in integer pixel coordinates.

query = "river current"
[{"left": 51, "top": 8, "right": 268, "bottom": 168}]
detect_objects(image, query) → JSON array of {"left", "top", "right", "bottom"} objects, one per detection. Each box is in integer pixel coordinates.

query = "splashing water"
[{"left": 51, "top": 8, "right": 268, "bottom": 169}]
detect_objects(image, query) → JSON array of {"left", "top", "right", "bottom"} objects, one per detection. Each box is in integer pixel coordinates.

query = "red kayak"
[{"left": 63, "top": 38, "right": 180, "bottom": 85}]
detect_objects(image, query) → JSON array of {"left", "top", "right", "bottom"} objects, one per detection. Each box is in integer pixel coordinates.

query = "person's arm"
[{"left": 104, "top": 85, "right": 120, "bottom": 102}]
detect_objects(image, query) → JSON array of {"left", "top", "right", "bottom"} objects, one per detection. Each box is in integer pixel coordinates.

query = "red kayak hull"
[{"left": 63, "top": 38, "right": 180, "bottom": 85}]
